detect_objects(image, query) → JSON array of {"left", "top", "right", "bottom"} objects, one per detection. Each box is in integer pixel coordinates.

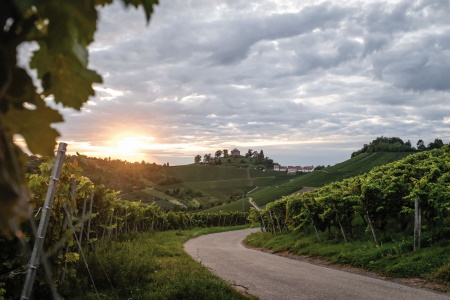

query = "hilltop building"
[{"left": 231, "top": 148, "right": 240, "bottom": 157}]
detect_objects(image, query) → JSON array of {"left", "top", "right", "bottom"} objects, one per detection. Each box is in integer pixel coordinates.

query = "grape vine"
[
  {"left": 251, "top": 145, "right": 450, "bottom": 246},
  {"left": 0, "top": 155, "right": 250, "bottom": 297}
]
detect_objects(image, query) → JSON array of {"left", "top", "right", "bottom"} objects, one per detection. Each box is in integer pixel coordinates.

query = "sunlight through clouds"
[{"left": 49, "top": 0, "right": 450, "bottom": 166}]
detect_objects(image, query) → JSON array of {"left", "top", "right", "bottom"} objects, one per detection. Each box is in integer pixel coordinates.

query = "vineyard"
[
  {"left": 0, "top": 151, "right": 249, "bottom": 298},
  {"left": 248, "top": 145, "right": 450, "bottom": 280}
]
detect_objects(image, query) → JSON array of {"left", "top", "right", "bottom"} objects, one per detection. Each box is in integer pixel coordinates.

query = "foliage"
[
  {"left": 0, "top": 0, "right": 158, "bottom": 237},
  {"left": 0, "top": 156, "right": 250, "bottom": 298},
  {"left": 251, "top": 145, "right": 450, "bottom": 261},
  {"left": 351, "top": 136, "right": 416, "bottom": 158},
  {"left": 351, "top": 136, "right": 446, "bottom": 158}
]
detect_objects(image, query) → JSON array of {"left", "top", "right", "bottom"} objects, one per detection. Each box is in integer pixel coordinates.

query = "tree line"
[
  {"left": 351, "top": 136, "right": 445, "bottom": 158},
  {"left": 194, "top": 148, "right": 275, "bottom": 168}
]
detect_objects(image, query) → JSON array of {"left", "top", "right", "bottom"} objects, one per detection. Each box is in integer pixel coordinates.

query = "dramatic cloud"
[{"left": 52, "top": 0, "right": 450, "bottom": 166}]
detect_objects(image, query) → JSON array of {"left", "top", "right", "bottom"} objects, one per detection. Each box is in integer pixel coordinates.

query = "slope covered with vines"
[{"left": 251, "top": 145, "right": 450, "bottom": 248}]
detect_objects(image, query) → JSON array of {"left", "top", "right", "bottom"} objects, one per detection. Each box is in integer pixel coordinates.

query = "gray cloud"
[{"left": 53, "top": 0, "right": 450, "bottom": 166}]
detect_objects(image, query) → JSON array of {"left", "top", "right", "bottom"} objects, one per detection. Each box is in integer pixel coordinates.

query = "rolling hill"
[
  {"left": 78, "top": 150, "right": 413, "bottom": 212},
  {"left": 202, "top": 152, "right": 412, "bottom": 212}
]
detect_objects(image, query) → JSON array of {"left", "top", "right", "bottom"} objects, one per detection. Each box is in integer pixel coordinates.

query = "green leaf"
[
  {"left": 31, "top": 42, "right": 102, "bottom": 109},
  {"left": 3, "top": 101, "right": 63, "bottom": 156},
  {"left": 3, "top": 67, "right": 38, "bottom": 107},
  {"left": 121, "top": 0, "right": 159, "bottom": 23}
]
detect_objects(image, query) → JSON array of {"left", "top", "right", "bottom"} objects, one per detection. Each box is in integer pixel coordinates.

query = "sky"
[{"left": 38, "top": 0, "right": 450, "bottom": 166}]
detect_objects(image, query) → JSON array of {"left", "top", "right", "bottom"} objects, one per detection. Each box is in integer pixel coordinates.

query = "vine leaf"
[{"left": 3, "top": 102, "right": 63, "bottom": 156}]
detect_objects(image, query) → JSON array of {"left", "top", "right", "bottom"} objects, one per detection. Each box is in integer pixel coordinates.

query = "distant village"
[{"left": 273, "top": 164, "right": 315, "bottom": 174}]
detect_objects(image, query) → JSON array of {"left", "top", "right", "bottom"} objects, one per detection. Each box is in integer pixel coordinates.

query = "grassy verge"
[
  {"left": 71, "top": 226, "right": 255, "bottom": 299},
  {"left": 244, "top": 231, "right": 450, "bottom": 288}
]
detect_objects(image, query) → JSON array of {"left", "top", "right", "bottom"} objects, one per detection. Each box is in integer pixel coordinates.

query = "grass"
[
  {"left": 120, "top": 187, "right": 176, "bottom": 202},
  {"left": 201, "top": 198, "right": 254, "bottom": 213},
  {"left": 244, "top": 229, "right": 450, "bottom": 285},
  {"left": 70, "top": 226, "right": 255, "bottom": 300},
  {"left": 167, "top": 164, "right": 276, "bottom": 183}
]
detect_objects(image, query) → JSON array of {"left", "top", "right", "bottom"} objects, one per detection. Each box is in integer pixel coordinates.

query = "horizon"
[{"left": 22, "top": 136, "right": 446, "bottom": 168}]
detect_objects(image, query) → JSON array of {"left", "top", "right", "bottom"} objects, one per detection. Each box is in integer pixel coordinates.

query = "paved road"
[{"left": 184, "top": 228, "right": 450, "bottom": 300}]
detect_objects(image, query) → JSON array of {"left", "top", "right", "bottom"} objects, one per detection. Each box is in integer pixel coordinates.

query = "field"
[
  {"left": 200, "top": 152, "right": 412, "bottom": 211},
  {"left": 116, "top": 152, "right": 411, "bottom": 212}
]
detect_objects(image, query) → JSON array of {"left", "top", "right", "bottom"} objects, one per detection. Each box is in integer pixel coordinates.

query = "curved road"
[{"left": 184, "top": 228, "right": 450, "bottom": 300}]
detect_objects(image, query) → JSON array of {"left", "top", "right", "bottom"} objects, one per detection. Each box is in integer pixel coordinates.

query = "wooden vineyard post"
[
  {"left": 414, "top": 198, "right": 421, "bottom": 250},
  {"left": 366, "top": 211, "right": 378, "bottom": 245},
  {"left": 78, "top": 191, "right": 90, "bottom": 254},
  {"left": 21, "top": 143, "right": 67, "bottom": 300},
  {"left": 86, "top": 191, "right": 94, "bottom": 242}
]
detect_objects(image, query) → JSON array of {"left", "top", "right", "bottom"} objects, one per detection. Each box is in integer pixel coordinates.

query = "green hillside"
[
  {"left": 97, "top": 151, "right": 412, "bottom": 212},
  {"left": 203, "top": 152, "right": 412, "bottom": 212},
  {"left": 166, "top": 164, "right": 282, "bottom": 182},
  {"left": 157, "top": 164, "right": 292, "bottom": 210},
  {"left": 289, "top": 152, "right": 411, "bottom": 188}
]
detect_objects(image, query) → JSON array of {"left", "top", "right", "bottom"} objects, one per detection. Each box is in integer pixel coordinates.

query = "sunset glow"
[{"left": 115, "top": 136, "right": 154, "bottom": 154}]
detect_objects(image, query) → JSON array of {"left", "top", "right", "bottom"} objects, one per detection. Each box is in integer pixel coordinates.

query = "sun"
[{"left": 115, "top": 136, "right": 154, "bottom": 154}]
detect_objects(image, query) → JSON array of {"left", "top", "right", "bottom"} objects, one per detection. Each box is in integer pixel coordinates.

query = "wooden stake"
[{"left": 21, "top": 143, "right": 67, "bottom": 300}]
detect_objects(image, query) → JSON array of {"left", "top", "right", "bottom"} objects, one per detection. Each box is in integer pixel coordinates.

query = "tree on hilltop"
[
  {"left": 417, "top": 139, "right": 426, "bottom": 150},
  {"left": 259, "top": 150, "right": 264, "bottom": 159},
  {"left": 351, "top": 136, "right": 414, "bottom": 157}
]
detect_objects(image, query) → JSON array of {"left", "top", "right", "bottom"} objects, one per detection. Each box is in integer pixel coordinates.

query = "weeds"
[{"left": 70, "top": 225, "right": 252, "bottom": 299}]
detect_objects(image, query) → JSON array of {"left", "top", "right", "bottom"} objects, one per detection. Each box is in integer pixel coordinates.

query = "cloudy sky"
[{"left": 53, "top": 0, "right": 449, "bottom": 166}]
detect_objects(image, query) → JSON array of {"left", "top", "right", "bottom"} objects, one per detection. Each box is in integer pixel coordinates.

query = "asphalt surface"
[{"left": 184, "top": 228, "right": 450, "bottom": 300}]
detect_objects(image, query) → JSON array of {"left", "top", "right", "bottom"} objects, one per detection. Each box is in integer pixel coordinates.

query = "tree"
[
  {"left": 215, "top": 150, "right": 223, "bottom": 158},
  {"left": 194, "top": 155, "right": 201, "bottom": 164},
  {"left": 428, "top": 138, "right": 444, "bottom": 150},
  {"left": 417, "top": 139, "right": 426, "bottom": 150},
  {"left": 0, "top": 0, "right": 158, "bottom": 235},
  {"left": 259, "top": 150, "right": 264, "bottom": 159},
  {"left": 246, "top": 149, "right": 253, "bottom": 157},
  {"left": 223, "top": 149, "right": 229, "bottom": 157}
]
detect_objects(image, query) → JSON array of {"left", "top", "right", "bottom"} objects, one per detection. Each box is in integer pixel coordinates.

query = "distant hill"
[
  {"left": 204, "top": 152, "right": 412, "bottom": 212},
  {"left": 78, "top": 157, "right": 179, "bottom": 193},
  {"left": 54, "top": 139, "right": 432, "bottom": 212},
  {"left": 156, "top": 164, "right": 291, "bottom": 210}
]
